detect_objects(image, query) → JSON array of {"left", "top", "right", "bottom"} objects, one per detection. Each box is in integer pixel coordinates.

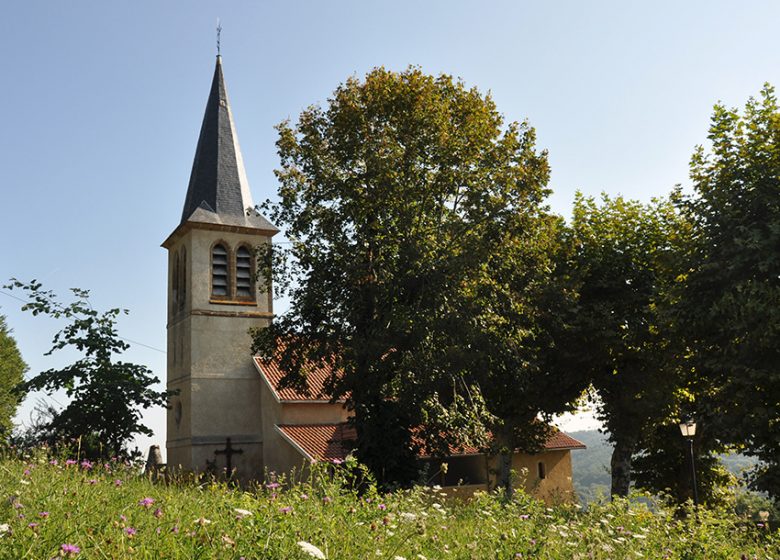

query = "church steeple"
[{"left": 180, "top": 56, "right": 275, "bottom": 232}]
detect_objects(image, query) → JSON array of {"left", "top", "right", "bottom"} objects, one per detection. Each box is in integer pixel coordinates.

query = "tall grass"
[{"left": 0, "top": 451, "right": 776, "bottom": 559}]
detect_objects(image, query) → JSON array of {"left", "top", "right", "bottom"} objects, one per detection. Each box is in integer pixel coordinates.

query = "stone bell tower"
[{"left": 162, "top": 56, "right": 278, "bottom": 479}]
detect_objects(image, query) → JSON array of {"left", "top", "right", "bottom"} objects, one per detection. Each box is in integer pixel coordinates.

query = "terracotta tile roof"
[
  {"left": 276, "top": 424, "right": 356, "bottom": 461},
  {"left": 276, "top": 423, "right": 585, "bottom": 462},
  {"left": 254, "top": 356, "right": 344, "bottom": 402}
]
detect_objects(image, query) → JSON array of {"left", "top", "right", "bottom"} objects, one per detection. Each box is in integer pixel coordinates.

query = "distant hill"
[{"left": 567, "top": 430, "right": 759, "bottom": 503}]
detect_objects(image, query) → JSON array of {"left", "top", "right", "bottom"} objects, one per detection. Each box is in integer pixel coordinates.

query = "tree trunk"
[
  {"left": 495, "top": 428, "right": 514, "bottom": 501},
  {"left": 610, "top": 439, "right": 635, "bottom": 498}
]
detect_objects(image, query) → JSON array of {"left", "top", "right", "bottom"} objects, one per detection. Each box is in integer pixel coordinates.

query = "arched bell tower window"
[
  {"left": 211, "top": 243, "right": 230, "bottom": 297},
  {"left": 235, "top": 245, "right": 254, "bottom": 299}
]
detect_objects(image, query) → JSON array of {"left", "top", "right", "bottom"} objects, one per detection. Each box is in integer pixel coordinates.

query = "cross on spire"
[{"left": 216, "top": 19, "right": 222, "bottom": 57}]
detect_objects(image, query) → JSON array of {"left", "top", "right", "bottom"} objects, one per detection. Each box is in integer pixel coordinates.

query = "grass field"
[{"left": 0, "top": 451, "right": 777, "bottom": 559}]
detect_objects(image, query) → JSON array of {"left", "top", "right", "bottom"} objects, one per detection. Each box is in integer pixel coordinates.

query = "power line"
[{"left": 0, "top": 289, "right": 167, "bottom": 354}]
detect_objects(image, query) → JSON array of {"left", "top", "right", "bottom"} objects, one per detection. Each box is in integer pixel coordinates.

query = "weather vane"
[{"left": 217, "top": 19, "right": 222, "bottom": 57}]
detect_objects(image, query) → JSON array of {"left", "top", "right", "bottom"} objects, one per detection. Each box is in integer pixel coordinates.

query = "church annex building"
[{"left": 163, "top": 56, "right": 585, "bottom": 502}]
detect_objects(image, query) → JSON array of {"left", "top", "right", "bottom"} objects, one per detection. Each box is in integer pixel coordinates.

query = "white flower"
[
  {"left": 632, "top": 534, "right": 646, "bottom": 539},
  {"left": 0, "top": 523, "right": 10, "bottom": 535},
  {"left": 193, "top": 517, "right": 211, "bottom": 526},
  {"left": 19, "top": 480, "right": 30, "bottom": 485},
  {"left": 394, "top": 557, "right": 407, "bottom": 560},
  {"left": 399, "top": 512, "right": 417, "bottom": 522},
  {"left": 234, "top": 508, "right": 253, "bottom": 518},
  {"left": 297, "top": 541, "right": 326, "bottom": 559}
]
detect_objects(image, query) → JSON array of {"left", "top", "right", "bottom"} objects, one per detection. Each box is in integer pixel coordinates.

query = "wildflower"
[
  {"left": 154, "top": 508, "right": 163, "bottom": 518},
  {"left": 61, "top": 543, "right": 81, "bottom": 556},
  {"left": 280, "top": 506, "right": 293, "bottom": 514},
  {"left": 519, "top": 514, "right": 530, "bottom": 520},
  {"left": 23, "top": 469, "right": 31, "bottom": 476},
  {"left": 80, "top": 460, "right": 93, "bottom": 470},
  {"left": 114, "top": 479, "right": 123, "bottom": 487},
  {"left": 88, "top": 479, "right": 97, "bottom": 485},
  {"left": 221, "top": 534, "right": 236, "bottom": 547},
  {"left": 394, "top": 557, "right": 407, "bottom": 560},
  {"left": 139, "top": 497, "right": 155, "bottom": 508},
  {"left": 19, "top": 479, "right": 30, "bottom": 485},
  {"left": 119, "top": 515, "right": 127, "bottom": 522},
  {"left": 27, "top": 522, "right": 38, "bottom": 529},
  {"left": 297, "top": 541, "right": 326, "bottom": 559},
  {"left": 65, "top": 459, "right": 77, "bottom": 466},
  {"left": 234, "top": 508, "right": 252, "bottom": 518},
  {"left": 39, "top": 511, "right": 49, "bottom": 518},
  {"left": 378, "top": 503, "right": 386, "bottom": 510},
  {"left": 331, "top": 458, "right": 343, "bottom": 465},
  {"left": 323, "top": 496, "right": 332, "bottom": 504},
  {"left": 266, "top": 482, "right": 281, "bottom": 489},
  {"left": 0, "top": 523, "right": 9, "bottom": 535},
  {"left": 400, "top": 512, "right": 417, "bottom": 522},
  {"left": 125, "top": 527, "right": 137, "bottom": 537},
  {"left": 194, "top": 517, "right": 211, "bottom": 526},
  {"left": 50, "top": 459, "right": 58, "bottom": 466},
  {"left": 13, "top": 502, "right": 23, "bottom": 509},
  {"left": 171, "top": 525, "right": 179, "bottom": 534},
  {"left": 300, "top": 493, "right": 309, "bottom": 500}
]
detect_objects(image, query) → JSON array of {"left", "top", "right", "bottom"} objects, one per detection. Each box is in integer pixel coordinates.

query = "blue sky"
[{"left": 2, "top": 1, "right": 779, "bottom": 455}]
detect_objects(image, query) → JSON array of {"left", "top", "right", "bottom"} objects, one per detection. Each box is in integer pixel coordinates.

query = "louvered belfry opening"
[
  {"left": 236, "top": 246, "right": 253, "bottom": 299},
  {"left": 212, "top": 243, "right": 229, "bottom": 297}
]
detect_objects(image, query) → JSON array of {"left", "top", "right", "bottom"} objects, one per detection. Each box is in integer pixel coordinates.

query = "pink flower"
[
  {"left": 153, "top": 508, "right": 163, "bottom": 518},
  {"left": 119, "top": 515, "right": 127, "bottom": 522},
  {"left": 23, "top": 469, "right": 31, "bottom": 476},
  {"left": 13, "top": 503, "right": 23, "bottom": 510},
  {"left": 125, "top": 527, "right": 137, "bottom": 536},
  {"left": 50, "top": 459, "right": 58, "bottom": 466},
  {"left": 88, "top": 479, "right": 97, "bottom": 485},
  {"left": 279, "top": 506, "right": 293, "bottom": 514},
  {"left": 323, "top": 496, "right": 332, "bottom": 504},
  {"left": 266, "top": 482, "right": 280, "bottom": 489},
  {"left": 61, "top": 543, "right": 81, "bottom": 555},
  {"left": 39, "top": 512, "right": 49, "bottom": 518},
  {"left": 114, "top": 479, "right": 123, "bottom": 487},
  {"left": 65, "top": 459, "right": 77, "bottom": 466},
  {"left": 80, "top": 460, "right": 93, "bottom": 470},
  {"left": 378, "top": 503, "right": 386, "bottom": 510},
  {"left": 27, "top": 522, "right": 38, "bottom": 529},
  {"left": 300, "top": 493, "right": 309, "bottom": 500},
  {"left": 171, "top": 525, "right": 179, "bottom": 534},
  {"left": 138, "top": 497, "right": 155, "bottom": 508},
  {"left": 519, "top": 514, "right": 529, "bottom": 520},
  {"left": 331, "top": 458, "right": 343, "bottom": 465}
]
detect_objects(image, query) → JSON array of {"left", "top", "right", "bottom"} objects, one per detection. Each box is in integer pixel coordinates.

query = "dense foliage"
[
  {"left": 567, "top": 194, "right": 690, "bottom": 497},
  {"left": 0, "top": 453, "right": 776, "bottom": 559},
  {"left": 0, "top": 314, "right": 27, "bottom": 440},
  {"left": 675, "top": 85, "right": 780, "bottom": 498},
  {"left": 254, "top": 67, "right": 583, "bottom": 489},
  {"left": 5, "top": 281, "right": 172, "bottom": 459}
]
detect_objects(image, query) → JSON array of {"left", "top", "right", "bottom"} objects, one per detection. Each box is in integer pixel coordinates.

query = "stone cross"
[{"left": 214, "top": 437, "right": 243, "bottom": 476}]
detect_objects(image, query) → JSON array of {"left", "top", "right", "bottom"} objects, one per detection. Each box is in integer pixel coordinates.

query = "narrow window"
[
  {"left": 235, "top": 246, "right": 253, "bottom": 299},
  {"left": 179, "top": 247, "right": 187, "bottom": 310},
  {"left": 172, "top": 251, "right": 180, "bottom": 311},
  {"left": 212, "top": 244, "right": 229, "bottom": 297},
  {"left": 538, "top": 461, "right": 546, "bottom": 480}
]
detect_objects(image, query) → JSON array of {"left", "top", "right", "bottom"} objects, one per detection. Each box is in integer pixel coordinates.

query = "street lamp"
[{"left": 679, "top": 419, "right": 699, "bottom": 507}]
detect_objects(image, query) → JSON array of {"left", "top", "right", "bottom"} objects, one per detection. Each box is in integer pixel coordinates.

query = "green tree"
[
  {"left": 0, "top": 314, "right": 27, "bottom": 440},
  {"left": 676, "top": 85, "right": 780, "bottom": 499},
  {"left": 6, "top": 280, "right": 172, "bottom": 459},
  {"left": 568, "top": 193, "right": 690, "bottom": 497},
  {"left": 254, "top": 67, "right": 579, "bottom": 487}
]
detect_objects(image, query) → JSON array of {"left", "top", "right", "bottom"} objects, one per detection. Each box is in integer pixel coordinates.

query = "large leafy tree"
[
  {"left": 676, "top": 85, "right": 780, "bottom": 498},
  {"left": 6, "top": 280, "right": 172, "bottom": 459},
  {"left": 568, "top": 193, "right": 690, "bottom": 497},
  {"left": 0, "top": 313, "right": 27, "bottom": 441},
  {"left": 253, "top": 67, "right": 577, "bottom": 487}
]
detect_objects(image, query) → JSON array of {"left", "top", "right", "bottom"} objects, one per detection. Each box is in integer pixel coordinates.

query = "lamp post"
[{"left": 679, "top": 419, "right": 699, "bottom": 507}]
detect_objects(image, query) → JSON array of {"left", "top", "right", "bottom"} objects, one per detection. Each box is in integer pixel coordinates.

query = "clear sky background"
[{"left": 2, "top": 1, "right": 780, "bottom": 457}]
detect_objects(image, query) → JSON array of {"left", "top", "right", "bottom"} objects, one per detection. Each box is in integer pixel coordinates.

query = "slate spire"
[{"left": 180, "top": 56, "right": 274, "bottom": 231}]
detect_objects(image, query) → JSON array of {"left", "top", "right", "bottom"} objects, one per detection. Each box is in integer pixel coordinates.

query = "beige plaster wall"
[
  {"left": 498, "top": 450, "right": 576, "bottom": 504},
  {"left": 278, "top": 402, "right": 350, "bottom": 425},
  {"left": 165, "top": 225, "right": 273, "bottom": 479}
]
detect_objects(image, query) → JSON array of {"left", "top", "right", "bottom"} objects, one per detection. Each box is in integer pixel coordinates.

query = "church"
[{"left": 163, "top": 56, "right": 585, "bottom": 502}]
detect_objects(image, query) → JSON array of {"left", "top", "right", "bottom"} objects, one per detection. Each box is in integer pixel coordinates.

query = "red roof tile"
[
  {"left": 276, "top": 424, "right": 356, "bottom": 461},
  {"left": 276, "top": 423, "right": 585, "bottom": 462},
  {"left": 254, "top": 356, "right": 343, "bottom": 402}
]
